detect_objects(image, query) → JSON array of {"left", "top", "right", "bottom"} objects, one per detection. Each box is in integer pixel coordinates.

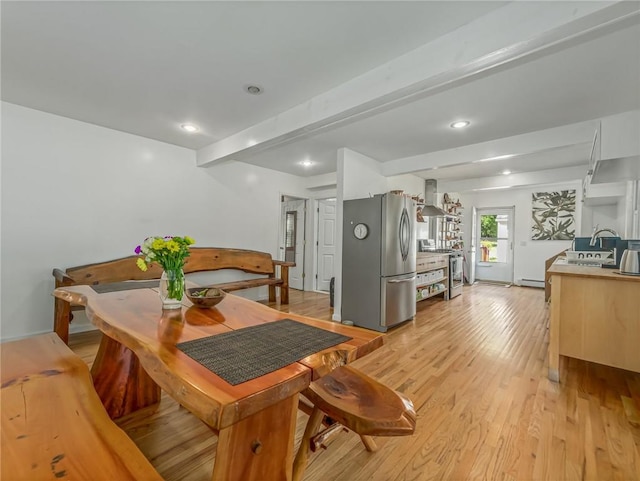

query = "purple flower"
[{"left": 135, "top": 245, "right": 142, "bottom": 254}]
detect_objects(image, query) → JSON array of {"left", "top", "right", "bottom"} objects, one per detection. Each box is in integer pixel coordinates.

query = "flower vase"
[{"left": 159, "top": 269, "right": 185, "bottom": 309}]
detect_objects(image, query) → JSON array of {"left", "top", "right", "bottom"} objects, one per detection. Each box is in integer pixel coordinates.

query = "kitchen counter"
[
  {"left": 547, "top": 258, "right": 640, "bottom": 382},
  {"left": 548, "top": 257, "right": 640, "bottom": 281}
]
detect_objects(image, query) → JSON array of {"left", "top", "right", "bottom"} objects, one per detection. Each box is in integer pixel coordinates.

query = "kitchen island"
[{"left": 547, "top": 259, "right": 640, "bottom": 381}]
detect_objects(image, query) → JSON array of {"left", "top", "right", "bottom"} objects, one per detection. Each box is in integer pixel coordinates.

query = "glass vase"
[{"left": 159, "top": 269, "right": 185, "bottom": 309}]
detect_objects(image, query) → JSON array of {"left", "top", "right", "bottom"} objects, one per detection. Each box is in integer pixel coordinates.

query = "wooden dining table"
[{"left": 53, "top": 284, "right": 384, "bottom": 481}]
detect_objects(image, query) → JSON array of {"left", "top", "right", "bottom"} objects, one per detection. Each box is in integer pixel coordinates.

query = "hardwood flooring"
[{"left": 68, "top": 285, "right": 640, "bottom": 480}]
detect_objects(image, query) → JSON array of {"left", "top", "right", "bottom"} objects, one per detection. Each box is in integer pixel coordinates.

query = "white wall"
[
  {"left": 387, "top": 174, "right": 424, "bottom": 198},
  {"left": 589, "top": 204, "right": 620, "bottom": 234},
  {"left": 458, "top": 181, "right": 583, "bottom": 284},
  {"left": 1, "top": 103, "right": 310, "bottom": 340},
  {"left": 341, "top": 148, "right": 388, "bottom": 201}
]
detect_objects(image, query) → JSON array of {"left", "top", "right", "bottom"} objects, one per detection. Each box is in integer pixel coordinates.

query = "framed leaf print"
[{"left": 531, "top": 190, "right": 576, "bottom": 240}]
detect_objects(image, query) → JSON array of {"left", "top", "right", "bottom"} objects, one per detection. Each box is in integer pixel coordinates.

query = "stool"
[{"left": 292, "top": 365, "right": 416, "bottom": 481}]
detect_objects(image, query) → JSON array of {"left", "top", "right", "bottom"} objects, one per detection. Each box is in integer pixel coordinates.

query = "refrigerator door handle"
[
  {"left": 388, "top": 276, "right": 416, "bottom": 283},
  {"left": 399, "top": 207, "right": 410, "bottom": 261}
]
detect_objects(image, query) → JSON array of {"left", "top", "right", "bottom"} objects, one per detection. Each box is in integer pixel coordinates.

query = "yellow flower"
[
  {"left": 184, "top": 236, "right": 195, "bottom": 245},
  {"left": 136, "top": 258, "right": 148, "bottom": 271},
  {"left": 166, "top": 240, "right": 180, "bottom": 252},
  {"left": 152, "top": 238, "right": 166, "bottom": 250}
]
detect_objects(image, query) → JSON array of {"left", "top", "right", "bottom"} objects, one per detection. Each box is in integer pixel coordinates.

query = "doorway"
[
  {"left": 474, "top": 207, "right": 515, "bottom": 284},
  {"left": 280, "top": 196, "right": 306, "bottom": 291},
  {"left": 316, "top": 198, "right": 337, "bottom": 292}
]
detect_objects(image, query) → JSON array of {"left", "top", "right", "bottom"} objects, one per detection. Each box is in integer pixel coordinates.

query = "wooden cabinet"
[
  {"left": 547, "top": 260, "right": 640, "bottom": 381},
  {"left": 416, "top": 254, "right": 449, "bottom": 301}
]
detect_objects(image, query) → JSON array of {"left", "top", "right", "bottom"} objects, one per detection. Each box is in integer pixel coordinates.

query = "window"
[
  {"left": 479, "top": 214, "right": 509, "bottom": 263},
  {"left": 285, "top": 211, "right": 297, "bottom": 263}
]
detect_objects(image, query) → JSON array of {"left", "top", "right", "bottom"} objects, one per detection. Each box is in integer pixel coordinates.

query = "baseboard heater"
[{"left": 518, "top": 278, "right": 545, "bottom": 288}]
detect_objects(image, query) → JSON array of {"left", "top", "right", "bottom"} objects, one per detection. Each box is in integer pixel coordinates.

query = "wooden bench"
[
  {"left": 0, "top": 333, "right": 162, "bottom": 480},
  {"left": 292, "top": 365, "right": 417, "bottom": 481},
  {"left": 53, "top": 247, "right": 294, "bottom": 344}
]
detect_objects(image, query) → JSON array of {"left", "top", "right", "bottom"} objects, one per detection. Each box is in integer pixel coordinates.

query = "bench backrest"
[{"left": 64, "top": 247, "right": 275, "bottom": 285}]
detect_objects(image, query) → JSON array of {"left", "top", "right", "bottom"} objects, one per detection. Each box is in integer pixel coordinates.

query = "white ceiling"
[{"left": 2, "top": 1, "right": 639, "bottom": 187}]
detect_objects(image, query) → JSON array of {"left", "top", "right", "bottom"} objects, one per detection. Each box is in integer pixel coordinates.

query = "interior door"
[
  {"left": 474, "top": 207, "right": 514, "bottom": 283},
  {"left": 316, "top": 199, "right": 336, "bottom": 292},
  {"left": 468, "top": 206, "right": 477, "bottom": 284},
  {"left": 281, "top": 198, "right": 306, "bottom": 290}
]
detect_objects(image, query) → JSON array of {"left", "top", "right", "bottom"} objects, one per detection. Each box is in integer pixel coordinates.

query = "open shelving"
[
  {"left": 416, "top": 254, "right": 449, "bottom": 302},
  {"left": 439, "top": 196, "right": 464, "bottom": 250}
]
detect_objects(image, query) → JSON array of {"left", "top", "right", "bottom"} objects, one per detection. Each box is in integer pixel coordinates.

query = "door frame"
[
  {"left": 474, "top": 206, "right": 515, "bottom": 284},
  {"left": 278, "top": 194, "right": 308, "bottom": 291}
]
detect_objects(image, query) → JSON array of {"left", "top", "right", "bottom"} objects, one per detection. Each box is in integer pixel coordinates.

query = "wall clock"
[{"left": 354, "top": 223, "right": 369, "bottom": 240}]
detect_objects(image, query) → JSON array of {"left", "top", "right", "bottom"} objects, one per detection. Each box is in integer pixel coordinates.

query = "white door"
[
  {"left": 475, "top": 207, "right": 514, "bottom": 283},
  {"left": 281, "top": 198, "right": 306, "bottom": 290},
  {"left": 468, "top": 205, "right": 477, "bottom": 284},
  {"left": 316, "top": 199, "right": 336, "bottom": 292}
]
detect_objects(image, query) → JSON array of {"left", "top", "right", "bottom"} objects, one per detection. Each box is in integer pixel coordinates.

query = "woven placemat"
[
  {"left": 176, "top": 319, "right": 351, "bottom": 385},
  {"left": 91, "top": 280, "right": 159, "bottom": 293}
]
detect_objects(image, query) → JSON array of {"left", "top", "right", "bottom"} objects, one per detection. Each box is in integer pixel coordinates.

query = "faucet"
[{"left": 589, "top": 225, "right": 619, "bottom": 247}]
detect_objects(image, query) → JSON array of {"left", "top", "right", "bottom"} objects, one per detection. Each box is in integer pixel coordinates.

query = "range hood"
[{"left": 421, "top": 179, "right": 447, "bottom": 217}]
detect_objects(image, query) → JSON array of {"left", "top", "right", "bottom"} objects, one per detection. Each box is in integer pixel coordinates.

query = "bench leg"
[
  {"left": 360, "top": 435, "right": 378, "bottom": 452},
  {"left": 281, "top": 286, "right": 289, "bottom": 304},
  {"left": 281, "top": 268, "right": 290, "bottom": 304},
  {"left": 91, "top": 334, "right": 161, "bottom": 419},
  {"left": 53, "top": 298, "right": 71, "bottom": 345},
  {"left": 268, "top": 285, "right": 277, "bottom": 303}
]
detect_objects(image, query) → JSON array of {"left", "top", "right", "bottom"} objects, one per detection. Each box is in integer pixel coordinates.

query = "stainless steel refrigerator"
[{"left": 342, "top": 194, "right": 416, "bottom": 332}]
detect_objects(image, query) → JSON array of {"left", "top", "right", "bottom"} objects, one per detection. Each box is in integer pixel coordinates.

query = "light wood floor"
[{"left": 69, "top": 285, "right": 640, "bottom": 480}]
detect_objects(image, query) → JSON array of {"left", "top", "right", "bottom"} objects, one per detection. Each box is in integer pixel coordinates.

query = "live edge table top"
[{"left": 53, "top": 285, "right": 384, "bottom": 430}]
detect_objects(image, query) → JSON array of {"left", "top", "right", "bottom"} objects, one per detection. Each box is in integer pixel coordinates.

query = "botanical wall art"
[{"left": 531, "top": 190, "right": 576, "bottom": 240}]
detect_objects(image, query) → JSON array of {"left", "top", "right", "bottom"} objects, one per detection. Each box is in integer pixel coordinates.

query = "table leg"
[
  {"left": 548, "top": 276, "right": 561, "bottom": 382},
  {"left": 212, "top": 394, "right": 298, "bottom": 481},
  {"left": 91, "top": 333, "right": 161, "bottom": 418}
]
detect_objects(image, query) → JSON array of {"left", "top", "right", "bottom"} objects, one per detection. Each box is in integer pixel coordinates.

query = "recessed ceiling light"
[
  {"left": 181, "top": 123, "right": 199, "bottom": 133},
  {"left": 502, "top": 170, "right": 512, "bottom": 175},
  {"left": 300, "top": 160, "right": 313, "bottom": 167},
  {"left": 450, "top": 120, "right": 470, "bottom": 129},
  {"left": 245, "top": 85, "right": 263, "bottom": 95}
]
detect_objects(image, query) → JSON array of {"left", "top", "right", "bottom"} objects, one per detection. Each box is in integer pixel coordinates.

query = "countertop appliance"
[
  {"left": 342, "top": 194, "right": 416, "bottom": 332},
  {"left": 620, "top": 248, "right": 640, "bottom": 275}
]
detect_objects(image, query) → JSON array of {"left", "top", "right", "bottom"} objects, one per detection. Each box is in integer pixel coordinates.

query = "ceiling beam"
[
  {"left": 381, "top": 120, "right": 598, "bottom": 176},
  {"left": 196, "top": 1, "right": 639, "bottom": 168},
  {"left": 438, "top": 165, "right": 587, "bottom": 193}
]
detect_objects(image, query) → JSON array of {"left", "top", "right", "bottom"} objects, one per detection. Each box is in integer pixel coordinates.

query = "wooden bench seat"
[
  {"left": 0, "top": 333, "right": 162, "bottom": 480},
  {"left": 53, "top": 247, "right": 294, "bottom": 344},
  {"left": 292, "top": 365, "right": 416, "bottom": 481}
]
